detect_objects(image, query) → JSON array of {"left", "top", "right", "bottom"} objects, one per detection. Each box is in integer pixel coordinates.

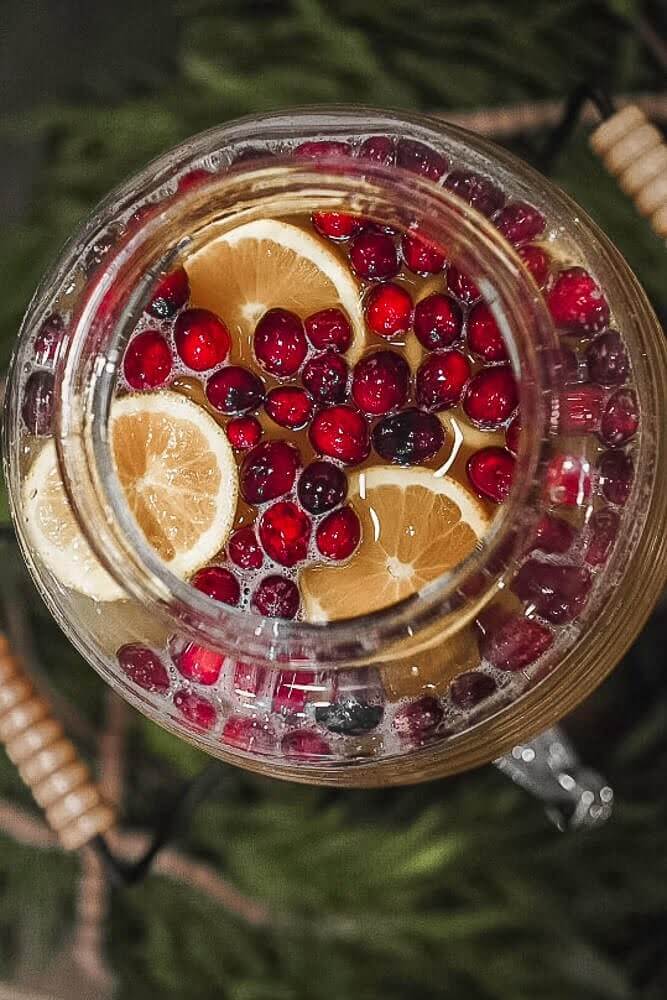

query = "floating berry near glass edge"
[
  {"left": 265, "top": 386, "right": 314, "bottom": 429},
  {"left": 297, "top": 461, "right": 348, "bottom": 515},
  {"left": 599, "top": 388, "right": 639, "bottom": 446},
  {"left": 228, "top": 525, "right": 264, "bottom": 570},
  {"left": 233, "top": 660, "right": 267, "bottom": 697},
  {"left": 241, "top": 439, "right": 301, "bottom": 504},
  {"left": 495, "top": 201, "right": 546, "bottom": 245},
  {"left": 449, "top": 671, "right": 497, "bottom": 710},
  {"left": 358, "top": 135, "right": 396, "bottom": 164},
  {"left": 518, "top": 244, "right": 551, "bottom": 288},
  {"left": 585, "top": 508, "right": 620, "bottom": 567},
  {"left": 463, "top": 366, "right": 518, "bottom": 427},
  {"left": 254, "top": 308, "right": 308, "bottom": 377},
  {"left": 396, "top": 139, "right": 448, "bottom": 180},
  {"left": 147, "top": 267, "right": 190, "bottom": 319},
  {"left": 372, "top": 408, "right": 444, "bottom": 465},
  {"left": 467, "top": 447, "right": 515, "bottom": 503},
  {"left": 33, "top": 313, "right": 65, "bottom": 365},
  {"left": 304, "top": 307, "right": 352, "bottom": 353},
  {"left": 177, "top": 168, "right": 212, "bottom": 193},
  {"left": 444, "top": 170, "right": 505, "bottom": 217},
  {"left": 558, "top": 385, "right": 604, "bottom": 434},
  {"left": 312, "top": 211, "right": 362, "bottom": 240},
  {"left": 21, "top": 371, "right": 54, "bottom": 436},
  {"left": 352, "top": 350, "right": 410, "bottom": 415},
  {"left": 365, "top": 282, "right": 413, "bottom": 338},
  {"left": 532, "top": 514, "right": 575, "bottom": 554},
  {"left": 481, "top": 615, "right": 554, "bottom": 672},
  {"left": 416, "top": 350, "right": 470, "bottom": 411},
  {"left": 294, "top": 140, "right": 352, "bottom": 159},
  {"left": 547, "top": 267, "right": 610, "bottom": 335},
  {"left": 505, "top": 415, "right": 521, "bottom": 456},
  {"left": 413, "top": 293, "right": 462, "bottom": 350},
  {"left": 272, "top": 670, "right": 316, "bottom": 713},
  {"left": 118, "top": 644, "right": 170, "bottom": 693},
  {"left": 393, "top": 696, "right": 443, "bottom": 740},
  {"left": 301, "top": 352, "right": 349, "bottom": 404},
  {"left": 348, "top": 229, "right": 400, "bottom": 281},
  {"left": 316, "top": 698, "right": 383, "bottom": 735},
  {"left": 316, "top": 505, "right": 361, "bottom": 561},
  {"left": 206, "top": 366, "right": 265, "bottom": 415},
  {"left": 447, "top": 265, "right": 481, "bottom": 304},
  {"left": 252, "top": 576, "right": 300, "bottom": 619},
  {"left": 598, "top": 449, "right": 633, "bottom": 505},
  {"left": 191, "top": 565, "right": 241, "bottom": 606},
  {"left": 173, "top": 689, "right": 217, "bottom": 730},
  {"left": 544, "top": 454, "right": 592, "bottom": 506},
  {"left": 222, "top": 716, "right": 275, "bottom": 754},
  {"left": 171, "top": 640, "right": 224, "bottom": 685},
  {"left": 123, "top": 330, "right": 172, "bottom": 390},
  {"left": 586, "top": 330, "right": 628, "bottom": 387},
  {"left": 467, "top": 302, "right": 509, "bottom": 363},
  {"left": 259, "top": 501, "right": 311, "bottom": 567},
  {"left": 513, "top": 560, "right": 592, "bottom": 624},
  {"left": 401, "top": 231, "right": 447, "bottom": 274},
  {"left": 174, "top": 308, "right": 231, "bottom": 371},
  {"left": 226, "top": 415, "right": 262, "bottom": 450},
  {"left": 309, "top": 404, "right": 370, "bottom": 465},
  {"left": 282, "top": 730, "right": 331, "bottom": 759}
]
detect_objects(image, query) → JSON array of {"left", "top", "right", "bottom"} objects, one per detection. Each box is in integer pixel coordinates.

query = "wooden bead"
[
  {"left": 59, "top": 803, "right": 116, "bottom": 851},
  {"left": 0, "top": 676, "right": 33, "bottom": 715},
  {"left": 620, "top": 145, "right": 667, "bottom": 197},
  {"left": 6, "top": 717, "right": 64, "bottom": 764},
  {"left": 0, "top": 655, "right": 18, "bottom": 684},
  {"left": 0, "top": 695, "right": 49, "bottom": 741},
  {"left": 33, "top": 761, "right": 91, "bottom": 808},
  {"left": 19, "top": 737, "right": 77, "bottom": 784},
  {"left": 46, "top": 783, "right": 102, "bottom": 831}
]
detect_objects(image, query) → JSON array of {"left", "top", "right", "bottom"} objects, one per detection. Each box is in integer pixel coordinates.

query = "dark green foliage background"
[{"left": 1, "top": 2, "right": 666, "bottom": 998}]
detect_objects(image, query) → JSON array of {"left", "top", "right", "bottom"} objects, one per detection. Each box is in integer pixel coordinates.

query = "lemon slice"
[
  {"left": 22, "top": 391, "right": 238, "bottom": 601},
  {"left": 185, "top": 218, "right": 366, "bottom": 363},
  {"left": 301, "top": 466, "right": 489, "bottom": 622}
]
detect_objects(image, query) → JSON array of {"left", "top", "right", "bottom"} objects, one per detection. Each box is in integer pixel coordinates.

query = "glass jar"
[{"left": 4, "top": 108, "right": 666, "bottom": 786}]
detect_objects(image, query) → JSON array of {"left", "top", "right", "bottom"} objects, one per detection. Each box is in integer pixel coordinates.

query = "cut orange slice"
[
  {"left": 22, "top": 391, "right": 238, "bottom": 601},
  {"left": 185, "top": 218, "right": 366, "bottom": 363},
  {"left": 301, "top": 466, "right": 489, "bottom": 622}
]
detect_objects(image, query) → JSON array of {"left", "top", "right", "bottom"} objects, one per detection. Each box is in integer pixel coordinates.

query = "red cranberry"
[
  {"left": 241, "top": 440, "right": 301, "bottom": 504},
  {"left": 495, "top": 201, "right": 546, "bottom": 245},
  {"left": 294, "top": 140, "right": 352, "bottom": 159},
  {"left": 259, "top": 501, "right": 311, "bottom": 566},
  {"left": 298, "top": 461, "right": 348, "bottom": 514},
  {"left": 444, "top": 170, "right": 505, "bottom": 216},
  {"left": 547, "top": 267, "right": 610, "bottom": 335},
  {"left": 393, "top": 696, "right": 443, "bottom": 740},
  {"left": 598, "top": 449, "right": 633, "bottom": 505},
  {"left": 396, "top": 139, "right": 448, "bottom": 180},
  {"left": 173, "top": 689, "right": 217, "bottom": 730},
  {"left": 254, "top": 308, "right": 307, "bottom": 376},
  {"left": 222, "top": 716, "right": 275, "bottom": 754},
  {"left": 21, "top": 371, "right": 54, "bottom": 435},
  {"left": 463, "top": 366, "right": 518, "bottom": 427},
  {"left": 174, "top": 308, "right": 231, "bottom": 371},
  {"left": 513, "top": 560, "right": 592, "bottom": 623},
  {"left": 532, "top": 514, "right": 575, "bottom": 554},
  {"left": 586, "top": 330, "right": 628, "bottom": 386},
  {"left": 505, "top": 415, "right": 521, "bottom": 456},
  {"left": 447, "top": 265, "right": 481, "bottom": 303},
  {"left": 518, "top": 244, "right": 551, "bottom": 288},
  {"left": 148, "top": 267, "right": 190, "bottom": 319},
  {"left": 558, "top": 385, "right": 604, "bottom": 434},
  {"left": 352, "top": 350, "right": 409, "bottom": 415},
  {"left": 481, "top": 615, "right": 554, "bottom": 671},
  {"left": 416, "top": 350, "right": 470, "bottom": 411},
  {"left": 273, "top": 670, "right": 316, "bottom": 713},
  {"left": 365, "top": 282, "right": 413, "bottom": 338},
  {"left": 302, "top": 352, "right": 349, "bottom": 404},
  {"left": 544, "top": 454, "right": 592, "bottom": 507},
  {"left": 191, "top": 565, "right": 240, "bottom": 606},
  {"left": 233, "top": 660, "right": 267, "bottom": 697},
  {"left": 207, "top": 366, "right": 265, "bottom": 414},
  {"left": 118, "top": 644, "right": 170, "bottom": 693},
  {"left": 282, "top": 729, "right": 331, "bottom": 758},
  {"left": 358, "top": 135, "right": 396, "bottom": 164},
  {"left": 177, "top": 168, "right": 212, "bottom": 192},
  {"left": 348, "top": 230, "right": 399, "bottom": 280},
  {"left": 228, "top": 526, "right": 264, "bottom": 570},
  {"left": 309, "top": 405, "right": 370, "bottom": 465},
  {"left": 33, "top": 313, "right": 65, "bottom": 365},
  {"left": 372, "top": 408, "right": 444, "bottom": 465},
  {"left": 252, "top": 575, "right": 300, "bottom": 619},
  {"left": 585, "top": 508, "right": 620, "bottom": 566},
  {"left": 467, "top": 302, "right": 509, "bottom": 363},
  {"left": 171, "top": 641, "right": 224, "bottom": 685},
  {"left": 304, "top": 308, "right": 352, "bottom": 353},
  {"left": 265, "top": 386, "right": 314, "bottom": 429},
  {"left": 226, "top": 415, "right": 262, "bottom": 450},
  {"left": 316, "top": 506, "right": 361, "bottom": 561},
  {"left": 467, "top": 447, "right": 515, "bottom": 503},
  {"left": 450, "top": 671, "right": 497, "bottom": 709},
  {"left": 401, "top": 231, "right": 447, "bottom": 274},
  {"left": 123, "top": 330, "right": 172, "bottom": 390},
  {"left": 599, "top": 388, "right": 639, "bottom": 445},
  {"left": 413, "top": 293, "right": 462, "bottom": 350},
  {"left": 312, "top": 211, "right": 362, "bottom": 240}
]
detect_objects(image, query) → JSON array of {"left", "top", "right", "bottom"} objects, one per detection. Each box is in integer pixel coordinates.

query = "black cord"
[{"left": 537, "top": 83, "right": 615, "bottom": 174}]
